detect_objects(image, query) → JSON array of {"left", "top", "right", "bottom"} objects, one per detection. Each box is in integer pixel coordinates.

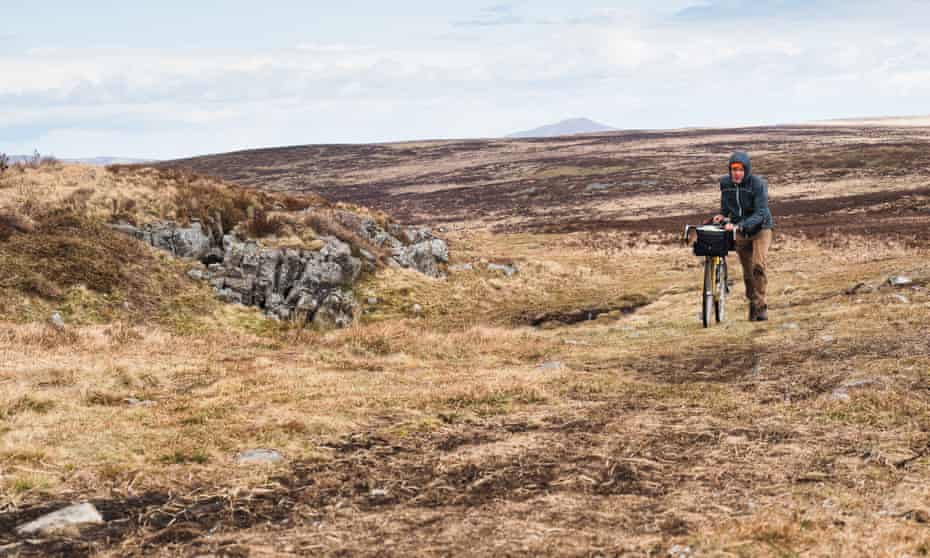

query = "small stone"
[
  {"left": 585, "top": 182, "right": 611, "bottom": 192},
  {"left": 49, "top": 312, "right": 65, "bottom": 330},
  {"left": 841, "top": 378, "right": 880, "bottom": 390},
  {"left": 667, "top": 544, "right": 693, "bottom": 558},
  {"left": 821, "top": 335, "right": 835, "bottom": 343},
  {"left": 124, "top": 397, "right": 155, "bottom": 407},
  {"left": 782, "top": 322, "right": 800, "bottom": 330},
  {"left": 369, "top": 488, "right": 390, "bottom": 499},
  {"left": 15, "top": 503, "right": 104, "bottom": 535},
  {"left": 831, "top": 388, "right": 851, "bottom": 401},
  {"left": 366, "top": 296, "right": 379, "bottom": 305},
  {"left": 563, "top": 339, "right": 591, "bottom": 346},
  {"left": 187, "top": 269, "right": 205, "bottom": 281},
  {"left": 889, "top": 275, "right": 913, "bottom": 287},
  {"left": 487, "top": 263, "right": 518, "bottom": 277},
  {"left": 892, "top": 294, "right": 910, "bottom": 304},
  {"left": 538, "top": 361, "right": 564, "bottom": 371},
  {"left": 236, "top": 449, "right": 283, "bottom": 465},
  {"left": 412, "top": 303, "right": 423, "bottom": 315},
  {"left": 449, "top": 263, "right": 474, "bottom": 272}
]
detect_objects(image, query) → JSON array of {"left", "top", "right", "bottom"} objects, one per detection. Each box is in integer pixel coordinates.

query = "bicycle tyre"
[
  {"left": 702, "top": 257, "right": 713, "bottom": 328},
  {"left": 714, "top": 259, "right": 727, "bottom": 323}
]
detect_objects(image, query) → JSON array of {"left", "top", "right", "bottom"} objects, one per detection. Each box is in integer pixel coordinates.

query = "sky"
[{"left": 2, "top": 0, "right": 930, "bottom": 159}]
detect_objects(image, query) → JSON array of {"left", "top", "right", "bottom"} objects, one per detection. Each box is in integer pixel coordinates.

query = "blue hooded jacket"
[{"left": 719, "top": 151, "right": 774, "bottom": 235}]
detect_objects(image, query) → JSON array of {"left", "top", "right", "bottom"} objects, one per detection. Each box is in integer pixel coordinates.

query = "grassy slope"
[{"left": 1, "top": 158, "right": 930, "bottom": 556}]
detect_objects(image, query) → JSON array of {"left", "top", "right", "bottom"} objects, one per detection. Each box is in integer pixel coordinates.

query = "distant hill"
[
  {"left": 3, "top": 154, "right": 154, "bottom": 166},
  {"left": 507, "top": 117, "right": 617, "bottom": 138}
]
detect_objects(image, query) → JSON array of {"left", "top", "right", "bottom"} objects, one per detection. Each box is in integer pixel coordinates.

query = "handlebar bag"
[{"left": 693, "top": 226, "right": 732, "bottom": 257}]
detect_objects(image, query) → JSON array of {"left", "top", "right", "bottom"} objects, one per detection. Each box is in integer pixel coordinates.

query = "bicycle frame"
[{"left": 684, "top": 224, "right": 732, "bottom": 327}]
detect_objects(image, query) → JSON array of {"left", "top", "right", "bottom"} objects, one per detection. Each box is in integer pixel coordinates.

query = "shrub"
[
  {"left": 243, "top": 207, "right": 288, "bottom": 238},
  {"left": 0, "top": 210, "right": 34, "bottom": 241},
  {"left": 0, "top": 153, "right": 8, "bottom": 174}
]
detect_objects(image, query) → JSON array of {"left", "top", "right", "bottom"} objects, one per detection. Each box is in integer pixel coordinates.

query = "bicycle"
[{"left": 683, "top": 223, "right": 734, "bottom": 328}]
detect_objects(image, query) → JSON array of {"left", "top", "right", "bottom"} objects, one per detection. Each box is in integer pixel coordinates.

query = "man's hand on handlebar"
[{"left": 712, "top": 214, "right": 725, "bottom": 224}]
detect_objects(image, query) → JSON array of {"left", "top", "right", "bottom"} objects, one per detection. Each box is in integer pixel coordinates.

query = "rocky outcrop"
[
  {"left": 111, "top": 216, "right": 448, "bottom": 327},
  {"left": 348, "top": 214, "right": 449, "bottom": 277},
  {"left": 207, "top": 234, "right": 362, "bottom": 325}
]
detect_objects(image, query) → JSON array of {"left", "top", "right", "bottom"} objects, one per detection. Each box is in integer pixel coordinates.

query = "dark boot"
[
  {"left": 754, "top": 306, "right": 768, "bottom": 321},
  {"left": 748, "top": 303, "right": 757, "bottom": 321}
]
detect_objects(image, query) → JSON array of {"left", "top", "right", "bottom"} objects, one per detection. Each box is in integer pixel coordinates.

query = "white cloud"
[{"left": 3, "top": 2, "right": 930, "bottom": 158}]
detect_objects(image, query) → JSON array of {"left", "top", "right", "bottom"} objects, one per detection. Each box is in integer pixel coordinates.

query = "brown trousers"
[{"left": 734, "top": 228, "right": 773, "bottom": 310}]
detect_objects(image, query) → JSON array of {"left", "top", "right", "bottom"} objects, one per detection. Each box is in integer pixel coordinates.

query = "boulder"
[
  {"left": 236, "top": 449, "right": 283, "bottom": 466},
  {"left": 314, "top": 290, "right": 357, "bottom": 328},
  {"left": 15, "top": 503, "right": 104, "bottom": 535}
]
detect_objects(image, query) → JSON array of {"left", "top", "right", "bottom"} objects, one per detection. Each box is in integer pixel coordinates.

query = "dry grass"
[
  {"left": 2, "top": 223, "right": 930, "bottom": 555},
  {"left": 3, "top": 140, "right": 930, "bottom": 555}
]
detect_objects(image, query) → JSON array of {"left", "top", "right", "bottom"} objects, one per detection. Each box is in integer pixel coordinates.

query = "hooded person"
[{"left": 712, "top": 151, "right": 774, "bottom": 321}]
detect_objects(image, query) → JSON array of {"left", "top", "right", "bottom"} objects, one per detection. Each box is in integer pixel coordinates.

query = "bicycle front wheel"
[
  {"left": 714, "top": 259, "right": 727, "bottom": 323},
  {"left": 702, "top": 257, "right": 714, "bottom": 328}
]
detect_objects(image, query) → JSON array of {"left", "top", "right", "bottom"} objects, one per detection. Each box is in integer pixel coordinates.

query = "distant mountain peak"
[{"left": 507, "top": 117, "right": 617, "bottom": 138}]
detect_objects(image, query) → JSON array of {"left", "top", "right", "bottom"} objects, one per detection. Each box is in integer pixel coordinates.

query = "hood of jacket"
[{"left": 729, "top": 151, "right": 752, "bottom": 178}]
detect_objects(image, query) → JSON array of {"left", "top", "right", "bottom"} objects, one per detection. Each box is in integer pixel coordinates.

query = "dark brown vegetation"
[{"left": 164, "top": 125, "right": 930, "bottom": 243}]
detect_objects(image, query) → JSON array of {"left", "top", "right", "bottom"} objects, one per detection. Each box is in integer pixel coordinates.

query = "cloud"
[
  {"left": 453, "top": 4, "right": 527, "bottom": 27},
  {"left": 4, "top": 2, "right": 930, "bottom": 158}
]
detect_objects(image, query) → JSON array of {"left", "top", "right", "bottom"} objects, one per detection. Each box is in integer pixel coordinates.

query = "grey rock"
[
  {"left": 124, "top": 397, "right": 155, "bottom": 407},
  {"left": 841, "top": 378, "right": 880, "bottom": 390},
  {"left": 412, "top": 303, "right": 423, "bottom": 315},
  {"left": 889, "top": 275, "right": 913, "bottom": 287},
  {"left": 369, "top": 488, "right": 390, "bottom": 498},
  {"left": 396, "top": 239, "right": 448, "bottom": 277},
  {"left": 236, "top": 449, "right": 283, "bottom": 465},
  {"left": 15, "top": 503, "right": 104, "bottom": 535},
  {"left": 585, "top": 182, "right": 611, "bottom": 192},
  {"left": 172, "top": 221, "right": 213, "bottom": 260},
  {"left": 487, "top": 263, "right": 518, "bottom": 277},
  {"left": 821, "top": 335, "right": 835, "bottom": 343},
  {"left": 782, "top": 322, "right": 800, "bottom": 330},
  {"left": 215, "top": 288, "right": 242, "bottom": 304},
  {"left": 892, "top": 294, "right": 910, "bottom": 304},
  {"left": 449, "top": 263, "right": 474, "bottom": 272},
  {"left": 831, "top": 389, "right": 851, "bottom": 401},
  {"left": 667, "top": 544, "right": 693, "bottom": 558},
  {"left": 314, "top": 291, "right": 357, "bottom": 328},
  {"left": 187, "top": 269, "right": 205, "bottom": 281},
  {"left": 366, "top": 296, "right": 379, "bottom": 305},
  {"left": 538, "top": 361, "right": 564, "bottom": 371},
  {"left": 49, "top": 312, "right": 65, "bottom": 330}
]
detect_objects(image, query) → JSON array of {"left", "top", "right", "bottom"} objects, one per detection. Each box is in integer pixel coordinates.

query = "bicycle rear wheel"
[
  {"left": 714, "top": 259, "right": 727, "bottom": 323},
  {"left": 702, "top": 257, "right": 714, "bottom": 328}
]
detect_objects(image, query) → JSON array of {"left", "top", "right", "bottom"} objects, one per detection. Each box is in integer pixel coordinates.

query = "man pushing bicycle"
[{"left": 712, "top": 151, "right": 774, "bottom": 322}]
